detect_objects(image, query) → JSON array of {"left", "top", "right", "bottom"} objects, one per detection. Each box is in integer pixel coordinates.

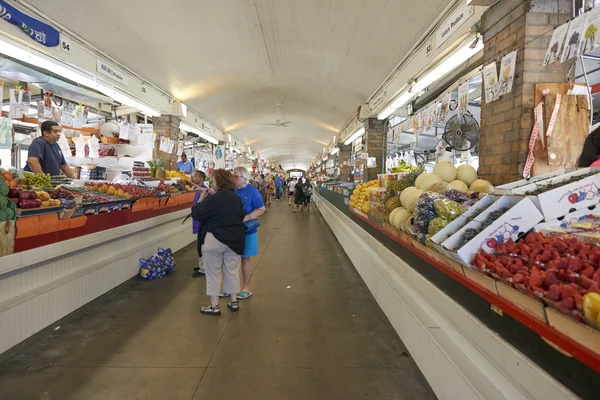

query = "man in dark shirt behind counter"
[{"left": 24, "top": 120, "right": 74, "bottom": 178}]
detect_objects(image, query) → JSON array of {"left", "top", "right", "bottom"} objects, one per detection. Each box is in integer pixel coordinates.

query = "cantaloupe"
[
  {"left": 419, "top": 173, "right": 443, "bottom": 191},
  {"left": 415, "top": 173, "right": 426, "bottom": 190},
  {"left": 433, "top": 161, "right": 457, "bottom": 182},
  {"left": 400, "top": 187, "right": 418, "bottom": 208},
  {"left": 403, "top": 189, "right": 422, "bottom": 213},
  {"left": 449, "top": 180, "right": 469, "bottom": 192},
  {"left": 428, "top": 181, "right": 451, "bottom": 193},
  {"left": 389, "top": 206, "right": 405, "bottom": 223},
  {"left": 456, "top": 164, "right": 477, "bottom": 186},
  {"left": 392, "top": 209, "right": 410, "bottom": 229},
  {"left": 400, "top": 213, "right": 413, "bottom": 233},
  {"left": 469, "top": 179, "right": 494, "bottom": 193}
]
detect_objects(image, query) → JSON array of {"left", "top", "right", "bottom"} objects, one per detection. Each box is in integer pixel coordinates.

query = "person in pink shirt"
[{"left": 578, "top": 128, "right": 600, "bottom": 168}]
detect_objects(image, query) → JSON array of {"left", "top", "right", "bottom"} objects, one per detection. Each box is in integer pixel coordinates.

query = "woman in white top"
[{"left": 287, "top": 179, "right": 296, "bottom": 206}]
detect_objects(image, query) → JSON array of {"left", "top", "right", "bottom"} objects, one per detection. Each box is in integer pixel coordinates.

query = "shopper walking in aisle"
[
  {"left": 226, "top": 166, "right": 266, "bottom": 300},
  {"left": 275, "top": 175, "right": 282, "bottom": 200},
  {"left": 293, "top": 177, "right": 306, "bottom": 213},
  {"left": 266, "top": 175, "right": 275, "bottom": 206},
  {"left": 191, "top": 171, "right": 208, "bottom": 277},
  {"left": 303, "top": 178, "right": 313, "bottom": 212},
  {"left": 258, "top": 174, "right": 268, "bottom": 209},
  {"left": 287, "top": 178, "right": 296, "bottom": 206},
  {"left": 192, "top": 169, "right": 245, "bottom": 315}
]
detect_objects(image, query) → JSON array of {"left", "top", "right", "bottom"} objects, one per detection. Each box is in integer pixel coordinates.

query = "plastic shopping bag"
[
  {"left": 88, "top": 135, "right": 100, "bottom": 158},
  {"left": 139, "top": 247, "right": 176, "bottom": 279},
  {"left": 158, "top": 247, "right": 176, "bottom": 274}
]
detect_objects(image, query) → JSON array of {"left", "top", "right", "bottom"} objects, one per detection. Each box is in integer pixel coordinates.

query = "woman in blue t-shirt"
[{"left": 219, "top": 166, "right": 265, "bottom": 300}]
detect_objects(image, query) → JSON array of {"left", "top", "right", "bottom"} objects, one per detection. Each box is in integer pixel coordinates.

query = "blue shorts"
[{"left": 243, "top": 233, "right": 259, "bottom": 258}]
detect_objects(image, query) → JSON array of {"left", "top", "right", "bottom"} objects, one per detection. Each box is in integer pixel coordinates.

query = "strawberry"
[
  {"left": 557, "top": 297, "right": 575, "bottom": 311},
  {"left": 589, "top": 284, "right": 600, "bottom": 294},
  {"left": 574, "top": 293, "right": 584, "bottom": 310},
  {"left": 581, "top": 266, "right": 595, "bottom": 278},
  {"left": 546, "top": 284, "right": 561, "bottom": 301},
  {"left": 560, "top": 285, "right": 574, "bottom": 300},
  {"left": 543, "top": 272, "right": 558, "bottom": 289}
]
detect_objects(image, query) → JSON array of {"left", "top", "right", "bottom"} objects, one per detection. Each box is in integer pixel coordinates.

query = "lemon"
[{"left": 583, "top": 293, "right": 600, "bottom": 328}]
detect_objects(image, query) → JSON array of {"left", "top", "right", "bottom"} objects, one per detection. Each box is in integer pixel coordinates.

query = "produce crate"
[
  {"left": 496, "top": 281, "right": 547, "bottom": 322},
  {"left": 546, "top": 308, "right": 600, "bottom": 356},
  {"left": 494, "top": 169, "right": 574, "bottom": 195},
  {"left": 442, "top": 196, "right": 543, "bottom": 267},
  {"left": 512, "top": 168, "right": 600, "bottom": 221},
  {"left": 0, "top": 220, "right": 15, "bottom": 257}
]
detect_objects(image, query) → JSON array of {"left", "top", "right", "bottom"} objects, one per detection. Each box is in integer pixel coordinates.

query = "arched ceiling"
[{"left": 21, "top": 0, "right": 452, "bottom": 165}]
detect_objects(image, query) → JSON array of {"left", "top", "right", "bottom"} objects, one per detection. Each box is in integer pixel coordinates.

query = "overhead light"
[
  {"left": 377, "top": 39, "right": 483, "bottom": 120},
  {"left": 330, "top": 147, "right": 339, "bottom": 155},
  {"left": 344, "top": 127, "right": 365, "bottom": 145},
  {"left": 180, "top": 122, "right": 219, "bottom": 144},
  {"left": 0, "top": 35, "right": 161, "bottom": 117}
]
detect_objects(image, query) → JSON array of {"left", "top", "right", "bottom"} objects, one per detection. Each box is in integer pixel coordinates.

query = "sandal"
[
  {"left": 227, "top": 301, "right": 240, "bottom": 312},
  {"left": 200, "top": 305, "right": 221, "bottom": 316},
  {"left": 237, "top": 290, "right": 253, "bottom": 300},
  {"left": 219, "top": 292, "right": 230, "bottom": 298}
]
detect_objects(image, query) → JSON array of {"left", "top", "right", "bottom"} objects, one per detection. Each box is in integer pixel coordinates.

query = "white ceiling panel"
[{"left": 21, "top": 0, "right": 452, "bottom": 164}]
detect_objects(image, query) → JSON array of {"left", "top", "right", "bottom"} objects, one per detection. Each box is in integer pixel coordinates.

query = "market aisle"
[{"left": 0, "top": 199, "right": 436, "bottom": 400}]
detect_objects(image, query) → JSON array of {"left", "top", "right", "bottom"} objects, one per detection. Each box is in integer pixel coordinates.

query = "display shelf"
[{"left": 347, "top": 207, "right": 600, "bottom": 375}]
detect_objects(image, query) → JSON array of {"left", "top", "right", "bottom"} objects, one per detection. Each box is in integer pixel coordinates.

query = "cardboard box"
[
  {"left": 512, "top": 168, "right": 600, "bottom": 221},
  {"left": 534, "top": 205, "right": 599, "bottom": 232},
  {"left": 494, "top": 169, "right": 574, "bottom": 194},
  {"left": 442, "top": 197, "right": 543, "bottom": 267}
]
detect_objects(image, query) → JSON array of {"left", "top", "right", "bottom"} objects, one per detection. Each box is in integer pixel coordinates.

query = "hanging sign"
[
  {"left": 435, "top": 4, "right": 474, "bottom": 49},
  {"left": 482, "top": 62, "right": 499, "bottom": 103},
  {"left": 96, "top": 59, "right": 129, "bottom": 86},
  {"left": 496, "top": 50, "right": 517, "bottom": 98},
  {"left": 73, "top": 104, "right": 88, "bottom": 128},
  {"left": 439, "top": 93, "right": 450, "bottom": 123},
  {"left": 458, "top": 81, "right": 469, "bottom": 116},
  {"left": 0, "top": 1, "right": 60, "bottom": 47},
  {"left": 543, "top": 23, "right": 570, "bottom": 66},
  {"left": 581, "top": 7, "right": 600, "bottom": 55},
  {"left": 61, "top": 101, "right": 75, "bottom": 126},
  {"left": 8, "top": 88, "right": 23, "bottom": 119},
  {"left": 0, "top": 117, "right": 13, "bottom": 149},
  {"left": 561, "top": 14, "right": 586, "bottom": 62}
]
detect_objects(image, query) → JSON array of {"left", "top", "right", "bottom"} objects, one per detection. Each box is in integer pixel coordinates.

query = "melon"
[
  {"left": 403, "top": 189, "right": 422, "bottom": 213},
  {"left": 456, "top": 164, "right": 477, "bottom": 186},
  {"left": 433, "top": 161, "right": 457, "bottom": 182},
  {"left": 392, "top": 209, "right": 410, "bottom": 229},
  {"left": 400, "top": 187, "right": 418, "bottom": 208},
  {"left": 419, "top": 173, "right": 443, "bottom": 191},
  {"left": 449, "top": 180, "right": 469, "bottom": 192},
  {"left": 389, "top": 206, "right": 406, "bottom": 223},
  {"left": 469, "top": 179, "right": 494, "bottom": 194},
  {"left": 400, "top": 213, "right": 413, "bottom": 232},
  {"left": 415, "top": 173, "right": 426, "bottom": 190},
  {"left": 428, "top": 181, "right": 451, "bottom": 193}
]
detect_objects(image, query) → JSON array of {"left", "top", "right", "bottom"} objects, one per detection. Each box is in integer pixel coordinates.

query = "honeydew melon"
[{"left": 433, "top": 161, "right": 457, "bottom": 182}]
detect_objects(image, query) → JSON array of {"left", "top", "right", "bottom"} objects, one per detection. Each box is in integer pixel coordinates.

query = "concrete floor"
[{"left": 0, "top": 199, "right": 436, "bottom": 400}]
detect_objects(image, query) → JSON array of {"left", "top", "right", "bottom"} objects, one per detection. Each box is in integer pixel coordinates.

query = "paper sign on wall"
[
  {"left": 561, "top": 14, "right": 585, "bottom": 62},
  {"left": 496, "top": 50, "right": 517, "bottom": 98},
  {"left": 581, "top": 7, "right": 600, "bottom": 55},
  {"left": 544, "top": 23, "right": 570, "bottom": 66},
  {"left": 439, "top": 93, "right": 450, "bottom": 123},
  {"left": 482, "top": 62, "right": 499, "bottom": 103},
  {"left": 61, "top": 101, "right": 74, "bottom": 126},
  {"left": 458, "top": 81, "right": 469, "bottom": 116}
]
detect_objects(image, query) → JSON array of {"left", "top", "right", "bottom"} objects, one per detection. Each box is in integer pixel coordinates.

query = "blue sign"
[{"left": 0, "top": 1, "right": 59, "bottom": 47}]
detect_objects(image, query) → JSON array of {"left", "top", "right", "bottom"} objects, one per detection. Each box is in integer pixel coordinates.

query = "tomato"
[
  {"left": 8, "top": 180, "right": 18, "bottom": 189},
  {"left": 2, "top": 171, "right": 12, "bottom": 181}
]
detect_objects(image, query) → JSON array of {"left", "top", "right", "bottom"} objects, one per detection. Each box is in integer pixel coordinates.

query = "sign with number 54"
[{"left": 60, "top": 37, "right": 72, "bottom": 54}]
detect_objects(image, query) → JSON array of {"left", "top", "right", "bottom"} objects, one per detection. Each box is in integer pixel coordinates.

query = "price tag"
[{"left": 60, "top": 37, "right": 72, "bottom": 54}]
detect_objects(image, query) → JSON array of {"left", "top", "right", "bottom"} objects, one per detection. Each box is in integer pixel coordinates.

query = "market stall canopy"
[
  {"left": 19, "top": 0, "right": 454, "bottom": 165},
  {"left": 0, "top": 56, "right": 114, "bottom": 105}
]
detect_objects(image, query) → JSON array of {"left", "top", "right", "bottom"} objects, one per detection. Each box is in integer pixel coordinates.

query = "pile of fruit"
[
  {"left": 349, "top": 180, "right": 379, "bottom": 213},
  {"left": 389, "top": 160, "right": 416, "bottom": 173},
  {"left": 49, "top": 188, "right": 75, "bottom": 201},
  {"left": 524, "top": 171, "right": 599, "bottom": 196},
  {"left": 157, "top": 179, "right": 172, "bottom": 194},
  {"left": 84, "top": 182, "right": 156, "bottom": 200},
  {"left": 19, "top": 172, "right": 51, "bottom": 188},
  {"left": 165, "top": 170, "right": 191, "bottom": 182},
  {"left": 2, "top": 170, "right": 18, "bottom": 189},
  {"left": 471, "top": 232, "right": 600, "bottom": 327}
]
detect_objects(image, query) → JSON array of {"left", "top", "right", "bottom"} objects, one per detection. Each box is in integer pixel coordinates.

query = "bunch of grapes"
[
  {"left": 525, "top": 172, "right": 599, "bottom": 195},
  {"left": 20, "top": 172, "right": 51, "bottom": 188},
  {"left": 458, "top": 208, "right": 510, "bottom": 248}
]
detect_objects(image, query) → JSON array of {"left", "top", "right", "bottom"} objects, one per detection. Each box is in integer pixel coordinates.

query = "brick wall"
[
  {"left": 338, "top": 144, "right": 352, "bottom": 182},
  {"left": 152, "top": 115, "right": 181, "bottom": 171},
  {"left": 364, "top": 118, "right": 385, "bottom": 181},
  {"left": 479, "top": 0, "right": 571, "bottom": 185}
]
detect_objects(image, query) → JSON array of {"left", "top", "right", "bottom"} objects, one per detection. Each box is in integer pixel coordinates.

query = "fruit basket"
[{"left": 100, "top": 136, "right": 120, "bottom": 144}]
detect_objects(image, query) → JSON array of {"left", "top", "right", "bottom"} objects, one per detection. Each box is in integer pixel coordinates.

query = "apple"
[
  {"left": 41, "top": 200, "right": 50, "bottom": 208},
  {"left": 8, "top": 188, "right": 18, "bottom": 198},
  {"left": 34, "top": 199, "right": 42, "bottom": 208}
]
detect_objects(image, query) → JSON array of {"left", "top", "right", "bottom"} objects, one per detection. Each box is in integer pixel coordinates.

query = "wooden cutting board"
[{"left": 543, "top": 93, "right": 589, "bottom": 167}]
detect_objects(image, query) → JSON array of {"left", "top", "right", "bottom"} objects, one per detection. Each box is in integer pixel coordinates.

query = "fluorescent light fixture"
[
  {"left": 377, "top": 39, "right": 483, "bottom": 120},
  {"left": 344, "top": 127, "right": 365, "bottom": 145},
  {"left": 330, "top": 147, "right": 339, "bottom": 155},
  {"left": 180, "top": 122, "right": 219, "bottom": 144},
  {"left": 0, "top": 35, "right": 161, "bottom": 117}
]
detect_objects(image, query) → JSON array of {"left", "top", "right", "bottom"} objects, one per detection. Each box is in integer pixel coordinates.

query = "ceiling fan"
[{"left": 258, "top": 102, "right": 291, "bottom": 127}]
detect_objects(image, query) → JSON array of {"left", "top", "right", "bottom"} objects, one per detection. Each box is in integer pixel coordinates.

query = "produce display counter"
[
  {"left": 316, "top": 187, "right": 598, "bottom": 400},
  {"left": 0, "top": 193, "right": 196, "bottom": 355}
]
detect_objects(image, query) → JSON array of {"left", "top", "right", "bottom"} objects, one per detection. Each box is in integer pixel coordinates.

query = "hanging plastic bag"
[
  {"left": 88, "top": 135, "right": 100, "bottom": 158},
  {"left": 75, "top": 135, "right": 86, "bottom": 158},
  {"left": 57, "top": 132, "right": 72, "bottom": 158}
]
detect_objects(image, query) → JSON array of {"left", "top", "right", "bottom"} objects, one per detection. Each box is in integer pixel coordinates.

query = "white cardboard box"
[
  {"left": 430, "top": 195, "right": 498, "bottom": 257},
  {"left": 533, "top": 205, "right": 599, "bottom": 232},
  {"left": 512, "top": 169, "right": 600, "bottom": 221},
  {"left": 495, "top": 169, "right": 573, "bottom": 194},
  {"left": 442, "top": 197, "right": 543, "bottom": 267}
]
